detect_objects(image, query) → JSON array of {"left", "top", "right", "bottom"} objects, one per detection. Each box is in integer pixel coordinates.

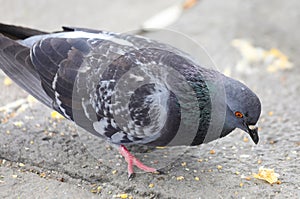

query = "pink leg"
[{"left": 118, "top": 145, "right": 158, "bottom": 179}]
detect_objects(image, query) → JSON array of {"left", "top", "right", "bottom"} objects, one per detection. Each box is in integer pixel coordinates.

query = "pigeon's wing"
[
  {"left": 27, "top": 32, "right": 122, "bottom": 138},
  {"left": 21, "top": 31, "right": 149, "bottom": 144},
  {"left": 25, "top": 30, "right": 187, "bottom": 145}
]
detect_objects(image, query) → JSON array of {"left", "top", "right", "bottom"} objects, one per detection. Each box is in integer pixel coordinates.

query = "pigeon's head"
[{"left": 220, "top": 76, "right": 261, "bottom": 144}]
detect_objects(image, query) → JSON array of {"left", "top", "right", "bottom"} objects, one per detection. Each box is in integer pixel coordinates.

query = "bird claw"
[
  {"left": 128, "top": 173, "right": 136, "bottom": 180},
  {"left": 155, "top": 169, "right": 165, "bottom": 175},
  {"left": 119, "top": 145, "right": 158, "bottom": 178}
]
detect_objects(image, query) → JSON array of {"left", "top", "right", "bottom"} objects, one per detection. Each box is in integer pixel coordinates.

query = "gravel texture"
[{"left": 0, "top": 0, "right": 299, "bottom": 198}]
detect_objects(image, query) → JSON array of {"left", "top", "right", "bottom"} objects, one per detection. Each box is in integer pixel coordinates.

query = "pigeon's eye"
[{"left": 235, "top": 111, "right": 243, "bottom": 118}]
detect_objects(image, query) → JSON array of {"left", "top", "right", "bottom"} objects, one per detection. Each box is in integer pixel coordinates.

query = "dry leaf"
[
  {"left": 253, "top": 167, "right": 280, "bottom": 184},
  {"left": 232, "top": 39, "right": 293, "bottom": 73}
]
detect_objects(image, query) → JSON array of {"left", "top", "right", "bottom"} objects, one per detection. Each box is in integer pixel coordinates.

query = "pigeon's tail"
[
  {"left": 0, "top": 23, "right": 47, "bottom": 40},
  {"left": 0, "top": 24, "right": 52, "bottom": 108}
]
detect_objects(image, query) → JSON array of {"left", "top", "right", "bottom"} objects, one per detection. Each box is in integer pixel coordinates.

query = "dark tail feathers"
[{"left": 0, "top": 23, "right": 47, "bottom": 40}]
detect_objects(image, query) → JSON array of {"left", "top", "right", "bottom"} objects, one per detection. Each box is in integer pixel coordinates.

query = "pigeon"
[{"left": 0, "top": 23, "right": 261, "bottom": 179}]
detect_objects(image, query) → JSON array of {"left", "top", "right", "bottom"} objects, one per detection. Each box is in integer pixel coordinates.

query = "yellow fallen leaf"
[
  {"left": 253, "top": 167, "right": 280, "bottom": 184},
  {"left": 231, "top": 39, "right": 265, "bottom": 63},
  {"left": 232, "top": 39, "right": 293, "bottom": 73},
  {"left": 266, "top": 48, "right": 287, "bottom": 60}
]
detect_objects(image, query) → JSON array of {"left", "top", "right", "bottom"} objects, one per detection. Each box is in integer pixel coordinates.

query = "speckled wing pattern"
[{"left": 1, "top": 28, "right": 212, "bottom": 146}]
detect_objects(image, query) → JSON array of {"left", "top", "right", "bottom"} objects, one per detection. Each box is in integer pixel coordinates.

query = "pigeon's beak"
[{"left": 246, "top": 124, "right": 259, "bottom": 144}]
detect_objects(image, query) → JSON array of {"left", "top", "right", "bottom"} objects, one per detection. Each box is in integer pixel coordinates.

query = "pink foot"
[{"left": 118, "top": 145, "right": 158, "bottom": 179}]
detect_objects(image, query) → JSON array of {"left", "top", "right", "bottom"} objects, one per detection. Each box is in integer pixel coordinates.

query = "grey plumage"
[{"left": 0, "top": 23, "right": 261, "bottom": 149}]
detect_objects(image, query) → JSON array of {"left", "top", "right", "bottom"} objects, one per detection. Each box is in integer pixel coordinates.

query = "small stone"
[
  {"left": 176, "top": 176, "right": 184, "bottom": 181},
  {"left": 245, "top": 176, "right": 251, "bottom": 181},
  {"left": 3, "top": 76, "right": 13, "bottom": 86},
  {"left": 115, "top": 193, "right": 128, "bottom": 198},
  {"left": 149, "top": 183, "right": 154, "bottom": 188},
  {"left": 243, "top": 137, "right": 249, "bottom": 142},
  {"left": 97, "top": 186, "right": 102, "bottom": 192},
  {"left": 112, "top": 170, "right": 118, "bottom": 175},
  {"left": 18, "top": 163, "right": 25, "bottom": 167},
  {"left": 51, "top": 111, "right": 64, "bottom": 120},
  {"left": 40, "top": 172, "right": 46, "bottom": 178},
  {"left": 257, "top": 159, "right": 262, "bottom": 164},
  {"left": 13, "top": 121, "right": 23, "bottom": 127}
]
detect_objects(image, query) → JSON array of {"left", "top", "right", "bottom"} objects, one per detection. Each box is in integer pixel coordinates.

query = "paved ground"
[{"left": 0, "top": 0, "right": 299, "bottom": 198}]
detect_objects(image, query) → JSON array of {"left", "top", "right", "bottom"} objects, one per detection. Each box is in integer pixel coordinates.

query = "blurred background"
[{"left": 0, "top": 0, "right": 299, "bottom": 198}]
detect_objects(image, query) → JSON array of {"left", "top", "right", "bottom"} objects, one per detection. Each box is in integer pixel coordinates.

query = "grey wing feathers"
[{"left": 0, "top": 35, "right": 53, "bottom": 107}]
